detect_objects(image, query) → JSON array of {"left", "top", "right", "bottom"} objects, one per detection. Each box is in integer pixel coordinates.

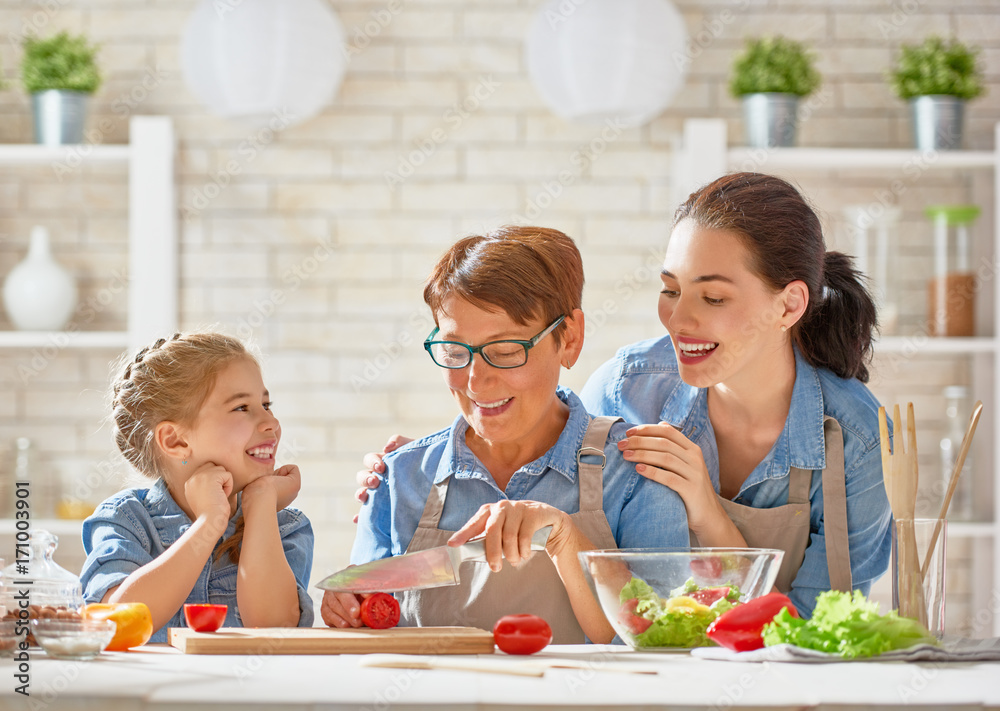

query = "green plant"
[
  {"left": 889, "top": 36, "right": 984, "bottom": 100},
  {"left": 729, "top": 36, "right": 821, "bottom": 98},
  {"left": 21, "top": 32, "right": 102, "bottom": 94}
]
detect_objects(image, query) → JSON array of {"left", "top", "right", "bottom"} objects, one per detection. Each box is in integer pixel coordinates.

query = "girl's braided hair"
[{"left": 110, "top": 331, "right": 256, "bottom": 562}]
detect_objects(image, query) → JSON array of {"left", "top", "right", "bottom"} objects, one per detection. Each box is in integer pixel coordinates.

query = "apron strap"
[
  {"left": 577, "top": 416, "right": 622, "bottom": 512},
  {"left": 821, "top": 418, "right": 853, "bottom": 593},
  {"left": 416, "top": 477, "right": 450, "bottom": 529},
  {"left": 787, "top": 468, "right": 812, "bottom": 505}
]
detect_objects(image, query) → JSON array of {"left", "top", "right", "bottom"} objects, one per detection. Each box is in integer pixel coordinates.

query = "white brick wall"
[{"left": 1, "top": 0, "right": 998, "bottom": 631}]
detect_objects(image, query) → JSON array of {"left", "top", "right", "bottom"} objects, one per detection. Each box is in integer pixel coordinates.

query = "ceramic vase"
[{"left": 2, "top": 226, "right": 78, "bottom": 331}]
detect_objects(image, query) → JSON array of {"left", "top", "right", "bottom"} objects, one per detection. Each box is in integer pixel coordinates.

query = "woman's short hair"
[{"left": 423, "top": 226, "right": 584, "bottom": 344}]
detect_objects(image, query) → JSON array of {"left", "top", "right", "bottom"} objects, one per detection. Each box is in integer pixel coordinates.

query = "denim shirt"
[
  {"left": 352, "top": 387, "right": 689, "bottom": 565},
  {"left": 80, "top": 478, "right": 315, "bottom": 642},
  {"left": 579, "top": 336, "right": 892, "bottom": 617}
]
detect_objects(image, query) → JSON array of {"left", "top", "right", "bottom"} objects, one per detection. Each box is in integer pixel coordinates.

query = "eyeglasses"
[{"left": 424, "top": 315, "right": 566, "bottom": 369}]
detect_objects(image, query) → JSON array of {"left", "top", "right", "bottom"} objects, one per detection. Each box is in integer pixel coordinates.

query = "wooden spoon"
[{"left": 920, "top": 400, "right": 983, "bottom": 578}]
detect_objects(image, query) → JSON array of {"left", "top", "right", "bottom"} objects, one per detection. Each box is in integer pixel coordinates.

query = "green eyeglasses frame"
[{"left": 423, "top": 315, "right": 566, "bottom": 369}]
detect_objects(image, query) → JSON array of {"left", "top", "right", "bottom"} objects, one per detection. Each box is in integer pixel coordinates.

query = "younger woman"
[{"left": 80, "top": 332, "right": 314, "bottom": 641}]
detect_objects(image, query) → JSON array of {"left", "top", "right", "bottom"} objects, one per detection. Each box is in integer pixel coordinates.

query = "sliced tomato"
[
  {"left": 493, "top": 614, "right": 553, "bottom": 655},
  {"left": 617, "top": 598, "right": 653, "bottom": 635},
  {"left": 686, "top": 586, "right": 732, "bottom": 607},
  {"left": 360, "top": 592, "right": 400, "bottom": 629},
  {"left": 183, "top": 603, "right": 228, "bottom": 633},
  {"left": 706, "top": 592, "right": 798, "bottom": 652}
]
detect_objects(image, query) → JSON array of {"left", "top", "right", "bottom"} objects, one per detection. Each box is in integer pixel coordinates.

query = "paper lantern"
[
  {"left": 181, "top": 0, "right": 347, "bottom": 127},
  {"left": 525, "top": 0, "right": 689, "bottom": 127}
]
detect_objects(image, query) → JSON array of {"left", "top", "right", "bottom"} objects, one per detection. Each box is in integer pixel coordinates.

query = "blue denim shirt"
[
  {"left": 80, "top": 478, "right": 315, "bottom": 642},
  {"left": 579, "top": 336, "right": 892, "bottom": 617},
  {"left": 352, "top": 387, "right": 689, "bottom": 565}
]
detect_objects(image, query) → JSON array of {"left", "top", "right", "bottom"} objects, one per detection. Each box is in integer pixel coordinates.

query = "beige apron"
[
  {"left": 398, "top": 416, "right": 621, "bottom": 644},
  {"left": 710, "top": 417, "right": 852, "bottom": 593}
]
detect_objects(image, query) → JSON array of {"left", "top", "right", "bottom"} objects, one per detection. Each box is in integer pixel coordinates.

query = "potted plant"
[
  {"left": 729, "top": 36, "right": 821, "bottom": 148},
  {"left": 888, "top": 36, "right": 984, "bottom": 151},
  {"left": 21, "top": 31, "right": 102, "bottom": 145}
]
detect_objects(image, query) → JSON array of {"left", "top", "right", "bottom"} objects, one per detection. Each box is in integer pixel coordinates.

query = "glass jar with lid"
[
  {"left": 1, "top": 529, "right": 83, "bottom": 644},
  {"left": 926, "top": 205, "right": 980, "bottom": 337}
]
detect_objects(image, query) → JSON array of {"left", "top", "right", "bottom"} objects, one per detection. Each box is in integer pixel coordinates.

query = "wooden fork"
[{"left": 878, "top": 403, "right": 927, "bottom": 627}]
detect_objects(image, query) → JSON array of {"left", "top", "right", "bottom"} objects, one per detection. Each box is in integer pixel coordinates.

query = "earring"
[
  {"left": 182, "top": 460, "right": 188, "bottom": 466},
  {"left": 780, "top": 325, "right": 788, "bottom": 333}
]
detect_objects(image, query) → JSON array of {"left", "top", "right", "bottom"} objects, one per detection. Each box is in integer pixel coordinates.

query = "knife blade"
[{"left": 316, "top": 526, "right": 552, "bottom": 593}]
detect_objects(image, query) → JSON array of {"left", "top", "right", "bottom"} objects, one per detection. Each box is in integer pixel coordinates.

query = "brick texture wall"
[{"left": 0, "top": 0, "right": 998, "bottom": 632}]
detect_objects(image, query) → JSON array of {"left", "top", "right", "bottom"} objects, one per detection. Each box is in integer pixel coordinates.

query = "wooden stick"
[{"left": 920, "top": 401, "right": 983, "bottom": 578}]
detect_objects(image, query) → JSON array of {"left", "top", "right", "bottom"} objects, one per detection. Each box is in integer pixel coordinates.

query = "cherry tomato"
[
  {"left": 359, "top": 593, "right": 400, "bottom": 629},
  {"left": 183, "top": 603, "right": 228, "bottom": 633},
  {"left": 493, "top": 614, "right": 553, "bottom": 655},
  {"left": 617, "top": 598, "right": 652, "bottom": 635},
  {"left": 706, "top": 592, "right": 798, "bottom": 652}
]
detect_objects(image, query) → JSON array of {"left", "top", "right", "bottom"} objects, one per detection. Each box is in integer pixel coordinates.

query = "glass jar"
[
  {"left": 1, "top": 530, "right": 84, "bottom": 645},
  {"left": 940, "top": 386, "right": 975, "bottom": 521},
  {"left": 926, "top": 205, "right": 980, "bottom": 337},
  {"left": 843, "top": 205, "right": 902, "bottom": 335}
]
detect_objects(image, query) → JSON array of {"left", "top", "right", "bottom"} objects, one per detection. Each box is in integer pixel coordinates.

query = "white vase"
[{"left": 3, "top": 226, "right": 78, "bottom": 331}]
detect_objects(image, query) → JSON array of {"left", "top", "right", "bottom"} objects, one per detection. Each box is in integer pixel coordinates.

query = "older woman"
[{"left": 321, "top": 226, "right": 689, "bottom": 643}]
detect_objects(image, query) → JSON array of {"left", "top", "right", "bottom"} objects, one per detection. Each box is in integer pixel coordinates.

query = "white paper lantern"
[
  {"left": 181, "top": 0, "right": 347, "bottom": 128},
  {"left": 526, "top": 0, "right": 689, "bottom": 127}
]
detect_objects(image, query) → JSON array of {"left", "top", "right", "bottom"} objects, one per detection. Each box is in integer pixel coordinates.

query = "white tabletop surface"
[{"left": 1, "top": 644, "right": 998, "bottom": 710}]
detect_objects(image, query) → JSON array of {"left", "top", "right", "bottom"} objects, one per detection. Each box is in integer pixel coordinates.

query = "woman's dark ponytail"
[
  {"left": 795, "top": 252, "right": 877, "bottom": 383},
  {"left": 674, "top": 172, "right": 878, "bottom": 382}
]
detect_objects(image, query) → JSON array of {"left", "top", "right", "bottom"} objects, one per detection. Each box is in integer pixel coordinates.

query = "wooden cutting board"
[{"left": 168, "top": 626, "right": 496, "bottom": 655}]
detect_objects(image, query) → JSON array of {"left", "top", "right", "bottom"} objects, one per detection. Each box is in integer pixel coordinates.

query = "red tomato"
[
  {"left": 493, "top": 614, "right": 553, "bottom": 655},
  {"left": 686, "top": 586, "right": 732, "bottom": 607},
  {"left": 617, "top": 598, "right": 653, "bottom": 635},
  {"left": 183, "top": 603, "right": 228, "bottom": 633},
  {"left": 360, "top": 593, "right": 401, "bottom": 629},
  {"left": 706, "top": 592, "right": 798, "bottom": 652}
]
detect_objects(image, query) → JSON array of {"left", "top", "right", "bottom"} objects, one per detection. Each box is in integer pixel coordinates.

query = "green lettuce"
[
  {"left": 620, "top": 577, "right": 741, "bottom": 648},
  {"left": 762, "top": 590, "right": 939, "bottom": 659}
]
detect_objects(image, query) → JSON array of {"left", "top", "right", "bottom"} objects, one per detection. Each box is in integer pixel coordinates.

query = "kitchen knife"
[{"left": 316, "top": 526, "right": 552, "bottom": 593}]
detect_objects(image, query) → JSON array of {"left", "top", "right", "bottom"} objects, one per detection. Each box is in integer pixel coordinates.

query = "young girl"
[{"left": 80, "top": 332, "right": 314, "bottom": 641}]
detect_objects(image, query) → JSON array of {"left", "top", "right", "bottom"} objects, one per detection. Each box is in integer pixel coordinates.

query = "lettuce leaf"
[
  {"left": 621, "top": 577, "right": 743, "bottom": 648},
  {"left": 762, "top": 590, "right": 939, "bottom": 659}
]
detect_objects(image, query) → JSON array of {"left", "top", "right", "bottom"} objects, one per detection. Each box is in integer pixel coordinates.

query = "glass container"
[
  {"left": 926, "top": 205, "right": 980, "bottom": 337},
  {"left": 843, "top": 205, "right": 902, "bottom": 335},
  {"left": 940, "top": 386, "right": 975, "bottom": 521}
]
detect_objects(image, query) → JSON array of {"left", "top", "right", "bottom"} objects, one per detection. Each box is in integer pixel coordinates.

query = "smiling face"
[
  {"left": 435, "top": 296, "right": 581, "bottom": 461},
  {"left": 184, "top": 357, "right": 280, "bottom": 492},
  {"left": 659, "top": 219, "right": 792, "bottom": 390}
]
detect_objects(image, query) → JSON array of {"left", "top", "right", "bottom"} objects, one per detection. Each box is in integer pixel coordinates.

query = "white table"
[{"left": 2, "top": 644, "right": 998, "bottom": 710}]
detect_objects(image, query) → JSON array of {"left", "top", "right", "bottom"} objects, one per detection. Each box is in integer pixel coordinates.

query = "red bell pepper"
[{"left": 705, "top": 592, "right": 798, "bottom": 652}]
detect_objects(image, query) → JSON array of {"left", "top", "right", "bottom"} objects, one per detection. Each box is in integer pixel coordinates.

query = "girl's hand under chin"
[
  {"left": 243, "top": 464, "right": 301, "bottom": 510},
  {"left": 184, "top": 462, "right": 234, "bottom": 532}
]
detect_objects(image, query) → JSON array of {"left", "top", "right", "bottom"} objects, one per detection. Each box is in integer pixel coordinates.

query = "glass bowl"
[
  {"left": 0, "top": 620, "right": 20, "bottom": 658},
  {"left": 579, "top": 548, "right": 784, "bottom": 650},
  {"left": 31, "top": 618, "right": 116, "bottom": 661}
]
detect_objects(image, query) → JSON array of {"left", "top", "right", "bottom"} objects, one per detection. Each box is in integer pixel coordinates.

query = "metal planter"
[
  {"left": 742, "top": 93, "right": 799, "bottom": 148},
  {"left": 31, "top": 90, "right": 89, "bottom": 145},
  {"left": 910, "top": 95, "right": 965, "bottom": 151}
]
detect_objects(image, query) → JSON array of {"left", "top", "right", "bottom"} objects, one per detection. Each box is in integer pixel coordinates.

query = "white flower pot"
[{"left": 3, "top": 226, "right": 78, "bottom": 331}]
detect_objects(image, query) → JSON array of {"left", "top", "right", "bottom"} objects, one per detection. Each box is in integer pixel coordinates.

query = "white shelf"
[
  {"left": 0, "top": 117, "right": 177, "bottom": 354},
  {"left": 0, "top": 331, "right": 129, "bottom": 349},
  {"left": 727, "top": 147, "right": 995, "bottom": 171},
  {"left": 874, "top": 336, "right": 999, "bottom": 354},
  {"left": 0, "top": 143, "right": 130, "bottom": 165}
]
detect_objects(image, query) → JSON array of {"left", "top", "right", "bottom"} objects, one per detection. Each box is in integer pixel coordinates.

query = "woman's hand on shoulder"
[
  {"left": 448, "top": 501, "right": 575, "bottom": 571},
  {"left": 185, "top": 462, "right": 233, "bottom": 532},
  {"left": 352, "top": 435, "right": 414, "bottom": 522},
  {"left": 618, "top": 422, "right": 724, "bottom": 535},
  {"left": 321, "top": 590, "right": 365, "bottom": 628}
]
